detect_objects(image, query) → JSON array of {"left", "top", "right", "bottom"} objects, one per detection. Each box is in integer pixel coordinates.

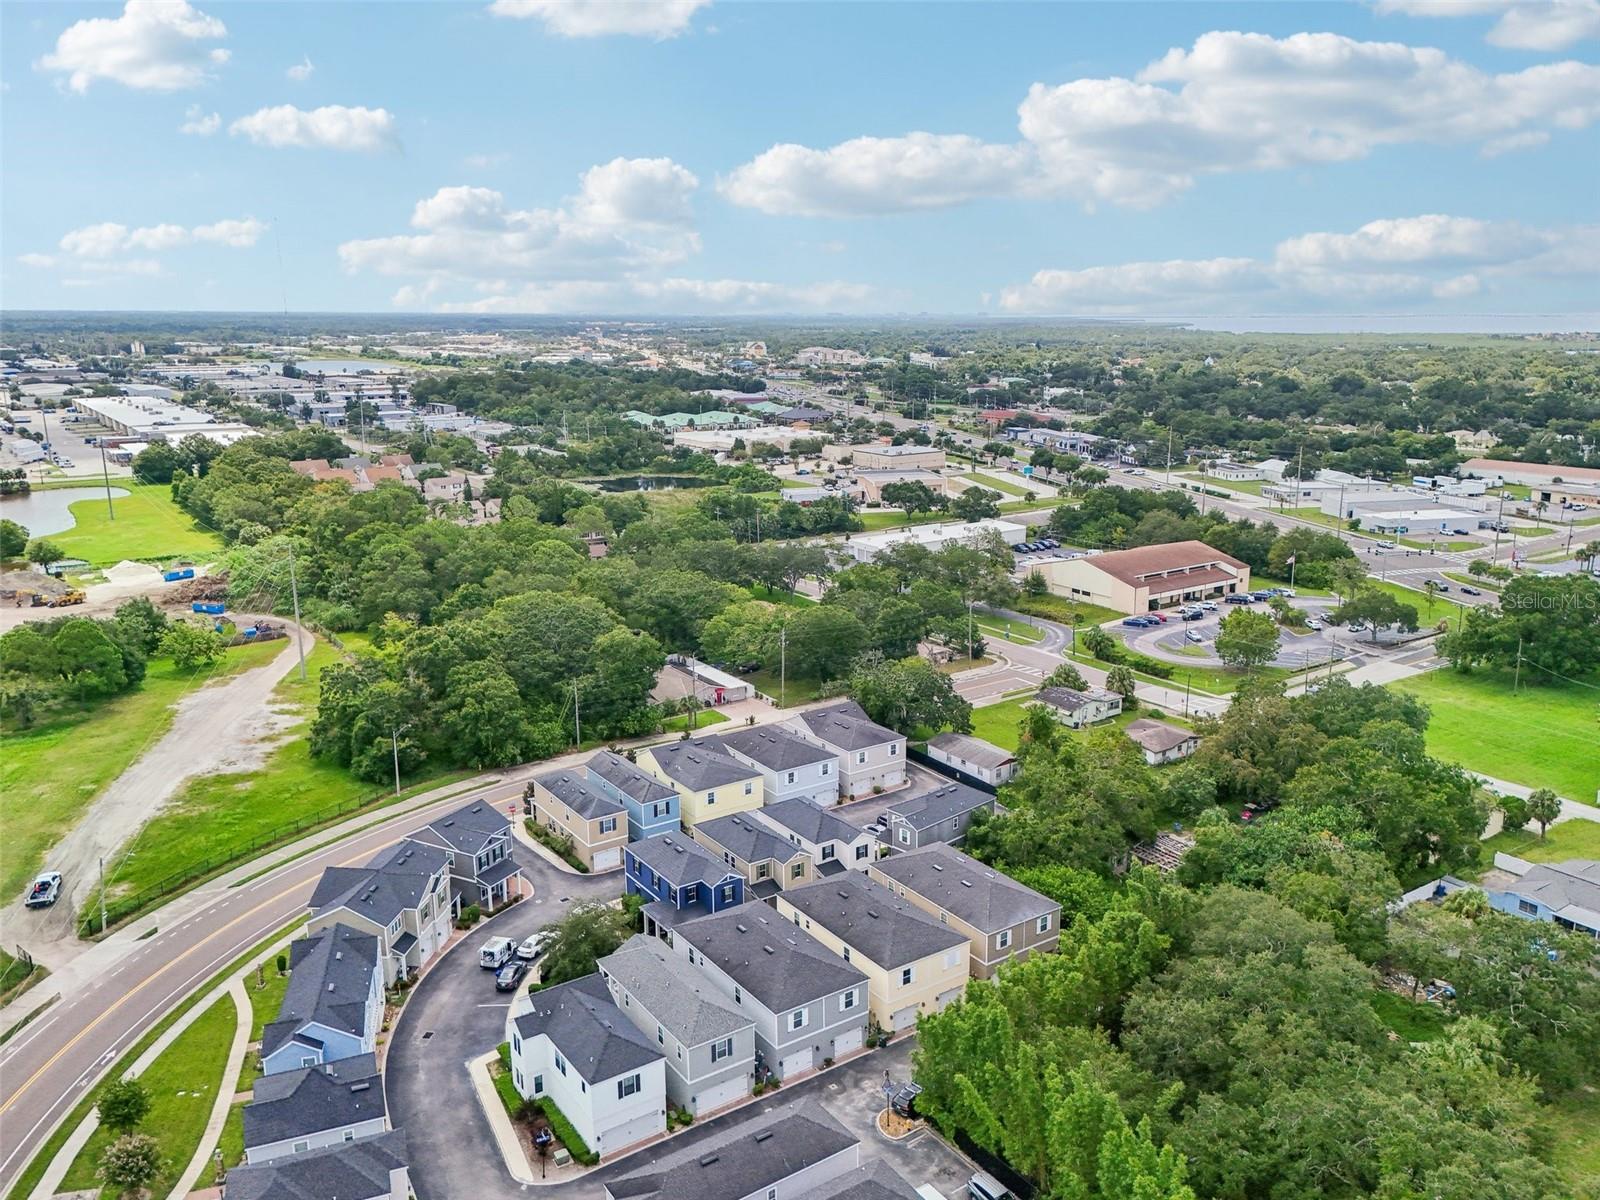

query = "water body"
[
  {"left": 0, "top": 486, "right": 129, "bottom": 536},
  {"left": 591, "top": 475, "right": 716, "bottom": 492}
]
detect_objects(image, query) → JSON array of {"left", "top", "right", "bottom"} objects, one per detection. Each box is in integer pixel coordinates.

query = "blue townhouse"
[
  {"left": 588, "top": 750, "right": 680, "bottom": 842},
  {"left": 624, "top": 833, "right": 745, "bottom": 940}
]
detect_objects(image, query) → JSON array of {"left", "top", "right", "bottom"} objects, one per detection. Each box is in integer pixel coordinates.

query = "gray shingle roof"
[
  {"left": 598, "top": 935, "right": 752, "bottom": 1048},
  {"left": 629, "top": 834, "right": 740, "bottom": 890},
  {"left": 673, "top": 907, "right": 866, "bottom": 1012},
  {"left": 243, "top": 1054, "right": 384, "bottom": 1149},
  {"left": 1122, "top": 719, "right": 1198, "bottom": 755},
  {"left": 695, "top": 814, "right": 806, "bottom": 866},
  {"left": 801, "top": 1161, "right": 922, "bottom": 1200},
  {"left": 512, "top": 974, "right": 662, "bottom": 1084},
  {"left": 781, "top": 873, "right": 966, "bottom": 968},
  {"left": 223, "top": 1130, "right": 408, "bottom": 1200},
  {"left": 418, "top": 800, "right": 508, "bottom": 854},
  {"left": 308, "top": 840, "right": 449, "bottom": 928},
  {"left": 260, "top": 924, "right": 378, "bottom": 1060},
  {"left": 1033, "top": 686, "right": 1117, "bottom": 712},
  {"left": 588, "top": 751, "right": 677, "bottom": 806},
  {"left": 757, "top": 798, "right": 863, "bottom": 848},
  {"left": 647, "top": 740, "right": 758, "bottom": 791},
  {"left": 888, "top": 782, "right": 995, "bottom": 830},
  {"left": 605, "top": 1100, "right": 854, "bottom": 1200},
  {"left": 792, "top": 701, "right": 900, "bottom": 752},
  {"left": 1509, "top": 859, "right": 1600, "bottom": 926},
  {"left": 925, "top": 732, "right": 1015, "bottom": 771},
  {"left": 714, "top": 726, "right": 835, "bottom": 772},
  {"left": 871, "top": 844, "right": 1056, "bottom": 933},
  {"left": 534, "top": 768, "right": 625, "bottom": 821}
]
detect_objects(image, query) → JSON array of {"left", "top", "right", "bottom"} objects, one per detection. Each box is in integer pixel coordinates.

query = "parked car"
[
  {"left": 1180, "top": 608, "right": 1203, "bottom": 620},
  {"left": 968, "top": 1173, "right": 1015, "bottom": 1200},
  {"left": 1200, "top": 600, "right": 1219, "bottom": 611},
  {"left": 1224, "top": 594, "right": 1252, "bottom": 604},
  {"left": 1125, "top": 467, "right": 1146, "bottom": 476},
  {"left": 495, "top": 959, "right": 529, "bottom": 992},
  {"left": 1460, "top": 585, "right": 1482, "bottom": 596},
  {"left": 1184, "top": 629, "right": 1204, "bottom": 644},
  {"left": 1038, "top": 538, "right": 1059, "bottom": 549},
  {"left": 1121, "top": 616, "right": 1153, "bottom": 628},
  {"left": 25, "top": 870, "right": 62, "bottom": 908},
  {"left": 1147, "top": 612, "right": 1168, "bottom": 623},
  {"left": 1376, "top": 540, "right": 1398, "bottom": 550},
  {"left": 1305, "top": 619, "right": 1323, "bottom": 631},
  {"left": 1452, "top": 528, "right": 1473, "bottom": 535},
  {"left": 517, "top": 930, "right": 556, "bottom": 962},
  {"left": 479, "top": 936, "right": 516, "bottom": 970}
]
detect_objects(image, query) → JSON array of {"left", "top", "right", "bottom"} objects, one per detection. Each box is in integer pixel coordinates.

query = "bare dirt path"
[{"left": 0, "top": 624, "right": 311, "bottom": 963}]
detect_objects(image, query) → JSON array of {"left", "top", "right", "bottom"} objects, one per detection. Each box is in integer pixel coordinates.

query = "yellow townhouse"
[{"left": 635, "top": 738, "right": 764, "bottom": 829}]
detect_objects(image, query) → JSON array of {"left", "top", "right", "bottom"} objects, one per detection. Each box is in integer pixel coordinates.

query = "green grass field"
[
  {"left": 0, "top": 641, "right": 283, "bottom": 902},
  {"left": 1543, "top": 1086, "right": 1600, "bottom": 1186},
  {"left": 975, "top": 614, "right": 1044, "bottom": 644},
  {"left": 959, "top": 472, "right": 1032, "bottom": 498},
  {"left": 1392, "top": 669, "right": 1599, "bottom": 799},
  {"left": 745, "top": 584, "right": 817, "bottom": 606},
  {"left": 1369, "top": 991, "right": 1448, "bottom": 1042},
  {"left": 1012, "top": 592, "right": 1124, "bottom": 628},
  {"left": 100, "top": 638, "right": 465, "bottom": 905},
  {"left": 1361, "top": 577, "right": 1465, "bottom": 622},
  {"left": 661, "top": 708, "right": 730, "bottom": 734},
  {"left": 1483, "top": 818, "right": 1600, "bottom": 864},
  {"left": 0, "top": 948, "right": 45, "bottom": 1008},
  {"left": 968, "top": 698, "right": 1169, "bottom": 752},
  {"left": 59, "top": 995, "right": 237, "bottom": 1197},
  {"left": 742, "top": 667, "right": 828, "bottom": 706},
  {"left": 49, "top": 482, "right": 223, "bottom": 566}
]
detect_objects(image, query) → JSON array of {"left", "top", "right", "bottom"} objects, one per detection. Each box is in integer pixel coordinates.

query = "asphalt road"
[{"left": 0, "top": 774, "right": 522, "bottom": 1194}]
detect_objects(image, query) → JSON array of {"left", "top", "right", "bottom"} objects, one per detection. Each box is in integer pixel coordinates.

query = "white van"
[
  {"left": 479, "top": 936, "right": 516, "bottom": 970},
  {"left": 967, "top": 1173, "right": 1013, "bottom": 1200}
]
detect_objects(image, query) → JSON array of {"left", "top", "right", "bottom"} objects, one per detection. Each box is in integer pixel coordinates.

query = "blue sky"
[{"left": 3, "top": 0, "right": 1597, "bottom": 320}]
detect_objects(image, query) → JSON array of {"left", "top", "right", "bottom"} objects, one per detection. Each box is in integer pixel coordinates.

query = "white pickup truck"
[{"left": 25, "top": 871, "right": 62, "bottom": 908}]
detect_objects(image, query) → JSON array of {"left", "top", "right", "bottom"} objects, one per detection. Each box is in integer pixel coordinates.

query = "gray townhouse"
[
  {"left": 598, "top": 934, "right": 756, "bottom": 1116},
  {"left": 411, "top": 800, "right": 526, "bottom": 912},
  {"left": 670, "top": 906, "right": 869, "bottom": 1081},
  {"left": 307, "top": 840, "right": 453, "bottom": 984},
  {"left": 241, "top": 1054, "right": 388, "bottom": 1166},
  {"left": 259, "top": 923, "right": 383, "bottom": 1076},
  {"left": 883, "top": 782, "right": 997, "bottom": 851},
  {"left": 753, "top": 798, "right": 876, "bottom": 875},
  {"left": 787, "top": 701, "right": 906, "bottom": 799},
  {"left": 222, "top": 1130, "right": 411, "bottom": 1200},
  {"left": 869, "top": 844, "right": 1061, "bottom": 979},
  {"left": 713, "top": 725, "right": 840, "bottom": 806},
  {"left": 691, "top": 813, "right": 815, "bottom": 898}
]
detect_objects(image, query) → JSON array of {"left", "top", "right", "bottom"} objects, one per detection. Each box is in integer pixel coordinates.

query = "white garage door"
[
  {"left": 831, "top": 1027, "right": 864, "bottom": 1056},
  {"left": 934, "top": 986, "right": 965, "bottom": 1011},
  {"left": 598, "top": 1110, "right": 664, "bottom": 1156},
  {"left": 892, "top": 1004, "right": 919, "bottom": 1032},
  {"left": 692, "top": 1075, "right": 749, "bottom": 1115},
  {"left": 593, "top": 847, "right": 621, "bottom": 872},
  {"left": 779, "top": 1049, "right": 813, "bottom": 1080}
]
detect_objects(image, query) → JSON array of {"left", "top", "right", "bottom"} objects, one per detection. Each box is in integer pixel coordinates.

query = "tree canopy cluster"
[{"left": 0, "top": 599, "right": 166, "bottom": 725}]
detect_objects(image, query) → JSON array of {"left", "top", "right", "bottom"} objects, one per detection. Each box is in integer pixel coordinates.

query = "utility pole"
[
  {"left": 967, "top": 599, "right": 975, "bottom": 662},
  {"left": 1492, "top": 491, "right": 1506, "bottom": 558},
  {"left": 573, "top": 679, "right": 582, "bottom": 746},
  {"left": 1513, "top": 636, "right": 1523, "bottom": 693},
  {"left": 98, "top": 855, "right": 107, "bottom": 934},
  {"left": 779, "top": 624, "right": 787, "bottom": 708},
  {"left": 1165, "top": 427, "right": 1174, "bottom": 488},
  {"left": 287, "top": 548, "right": 307, "bottom": 682},
  {"left": 391, "top": 727, "right": 402, "bottom": 796},
  {"left": 97, "top": 441, "right": 115, "bottom": 518}
]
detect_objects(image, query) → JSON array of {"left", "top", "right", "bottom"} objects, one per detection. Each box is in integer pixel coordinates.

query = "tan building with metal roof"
[{"left": 1033, "top": 539, "right": 1250, "bottom": 613}]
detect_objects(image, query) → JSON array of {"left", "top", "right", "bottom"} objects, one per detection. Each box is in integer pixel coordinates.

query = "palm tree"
[
  {"left": 1423, "top": 580, "right": 1442, "bottom": 613},
  {"left": 1582, "top": 540, "right": 1600, "bottom": 570}
]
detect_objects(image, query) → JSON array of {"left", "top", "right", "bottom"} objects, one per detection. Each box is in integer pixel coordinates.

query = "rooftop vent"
[
  {"left": 699, "top": 1154, "right": 721, "bottom": 1168},
  {"left": 960, "top": 880, "right": 973, "bottom": 888},
  {"left": 735, "top": 923, "right": 748, "bottom": 933},
  {"left": 350, "top": 1082, "right": 371, "bottom": 1093},
  {"left": 931, "top": 864, "right": 944, "bottom": 872},
  {"left": 327, "top": 983, "right": 336, "bottom": 993},
  {"left": 754, "top": 1131, "right": 774, "bottom": 1143}
]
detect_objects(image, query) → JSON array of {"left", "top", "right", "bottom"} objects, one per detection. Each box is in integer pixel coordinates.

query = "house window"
[
  {"left": 533, "top": 1073, "right": 544, "bottom": 1096},
  {"left": 997, "top": 929, "right": 1012, "bottom": 950},
  {"left": 856, "top": 752, "right": 867, "bottom": 765},
  {"left": 683, "top": 884, "right": 698, "bottom": 904},
  {"left": 581, "top": 1081, "right": 586, "bottom": 1093},
  {"left": 1037, "top": 914, "right": 1052, "bottom": 934},
  {"left": 600, "top": 817, "right": 618, "bottom": 835},
  {"left": 301, "top": 1056, "right": 317, "bottom": 1068},
  {"left": 900, "top": 966, "right": 914, "bottom": 986},
  {"left": 706, "top": 791, "right": 717, "bottom": 805},
  {"left": 950, "top": 817, "right": 960, "bottom": 831},
  {"left": 791, "top": 862, "right": 805, "bottom": 879},
  {"left": 1518, "top": 899, "right": 1538, "bottom": 915},
  {"left": 898, "top": 827, "right": 911, "bottom": 846},
  {"left": 855, "top": 844, "right": 869, "bottom": 861},
  {"left": 821, "top": 844, "right": 835, "bottom": 861},
  {"left": 687, "top": 949, "right": 697, "bottom": 965},
  {"left": 721, "top": 884, "right": 736, "bottom": 904},
  {"left": 790, "top": 1008, "right": 809, "bottom": 1031},
  {"left": 512, "top": 1034, "right": 521, "bottom": 1054},
  {"left": 889, "top": 744, "right": 899, "bottom": 757},
  {"left": 744, "top": 782, "right": 754, "bottom": 796},
  {"left": 768, "top": 1191, "right": 777, "bottom": 1200},
  {"left": 343, "top": 1129, "right": 356, "bottom": 1143},
  {"left": 842, "top": 945, "right": 851, "bottom": 963},
  {"left": 841, "top": 988, "right": 857, "bottom": 1010},
  {"left": 756, "top": 864, "right": 770, "bottom": 880},
  {"left": 294, "top": 1141, "right": 310, "bottom": 1155},
  {"left": 657, "top": 1024, "right": 665, "bottom": 1045},
  {"left": 712, "top": 1037, "right": 734, "bottom": 1062},
  {"left": 554, "top": 1053, "right": 567, "bottom": 1076},
  {"left": 822, "top": 763, "right": 831, "bottom": 776},
  {"left": 786, "top": 771, "right": 796, "bottom": 785},
  {"left": 734, "top": 986, "right": 742, "bottom": 1004},
  {"left": 618, "top": 1074, "right": 642, "bottom": 1099}
]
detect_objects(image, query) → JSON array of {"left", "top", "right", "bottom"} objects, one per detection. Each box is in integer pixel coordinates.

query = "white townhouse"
[{"left": 712, "top": 725, "right": 841, "bottom": 806}]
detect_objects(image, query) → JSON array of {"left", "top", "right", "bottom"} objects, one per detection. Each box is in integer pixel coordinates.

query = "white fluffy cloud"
[
  {"left": 40, "top": 0, "right": 228, "bottom": 92},
  {"left": 487, "top": 0, "right": 709, "bottom": 38},
  {"left": 720, "top": 134, "right": 1032, "bottom": 217},
  {"left": 287, "top": 56, "right": 315, "bottom": 81},
  {"left": 229, "top": 104, "right": 397, "bottom": 152},
  {"left": 340, "top": 159, "right": 872, "bottom": 313},
  {"left": 723, "top": 30, "right": 1600, "bottom": 214},
  {"left": 998, "top": 214, "right": 1598, "bottom": 313},
  {"left": 46, "top": 217, "right": 265, "bottom": 268},
  {"left": 179, "top": 104, "right": 220, "bottom": 136},
  {"left": 1376, "top": 0, "right": 1600, "bottom": 51}
]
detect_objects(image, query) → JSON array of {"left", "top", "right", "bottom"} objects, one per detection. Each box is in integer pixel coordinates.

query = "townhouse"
[
  {"left": 242, "top": 1054, "right": 388, "bottom": 1165},
  {"left": 223, "top": 1130, "right": 411, "bottom": 1200},
  {"left": 775, "top": 873, "right": 969, "bottom": 1033},
  {"left": 598, "top": 934, "right": 756, "bottom": 1116},
  {"left": 625, "top": 834, "right": 746, "bottom": 938},
  {"left": 788, "top": 701, "right": 906, "bottom": 799},
  {"left": 506, "top": 975, "right": 667, "bottom": 1156},
  {"left": 869, "top": 844, "right": 1060, "bottom": 979},
  {"left": 753, "top": 798, "right": 876, "bottom": 875},
  {"left": 259, "top": 923, "right": 383, "bottom": 1075},
  {"left": 883, "top": 782, "right": 997, "bottom": 851},
  {"left": 691, "top": 813, "right": 815, "bottom": 898},
  {"left": 714, "top": 725, "right": 840, "bottom": 806},
  {"left": 307, "top": 840, "right": 452, "bottom": 984},
  {"left": 637, "top": 739, "right": 764, "bottom": 828},
  {"left": 529, "top": 768, "right": 629, "bottom": 871},
  {"left": 670, "top": 906, "right": 870, "bottom": 1080},
  {"left": 587, "top": 749, "right": 680, "bottom": 842},
  {"left": 412, "top": 800, "right": 526, "bottom": 911},
  {"left": 924, "top": 732, "right": 1018, "bottom": 787}
]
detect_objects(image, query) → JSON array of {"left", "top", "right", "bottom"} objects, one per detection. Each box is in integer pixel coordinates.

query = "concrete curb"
[
  {"left": 511, "top": 823, "right": 588, "bottom": 877},
  {"left": 467, "top": 1051, "right": 536, "bottom": 1186},
  {"left": 164, "top": 978, "right": 250, "bottom": 1199}
]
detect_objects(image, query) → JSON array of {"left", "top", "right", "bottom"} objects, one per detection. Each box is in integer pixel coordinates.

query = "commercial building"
[
  {"left": 71, "top": 394, "right": 258, "bottom": 446},
  {"left": 775, "top": 873, "right": 969, "bottom": 1032},
  {"left": 1032, "top": 539, "right": 1251, "bottom": 613},
  {"left": 869, "top": 844, "right": 1060, "bottom": 979},
  {"left": 1005, "top": 428, "right": 1103, "bottom": 457},
  {"left": 853, "top": 469, "right": 950, "bottom": 505},
  {"left": 1459, "top": 458, "right": 1600, "bottom": 494},
  {"left": 834, "top": 519, "right": 1026, "bottom": 565},
  {"left": 824, "top": 443, "right": 947, "bottom": 471},
  {"left": 672, "top": 426, "right": 818, "bottom": 453}
]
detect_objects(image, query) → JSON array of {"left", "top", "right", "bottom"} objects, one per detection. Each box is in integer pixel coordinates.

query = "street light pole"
[
  {"left": 98, "top": 443, "right": 115, "bottom": 521},
  {"left": 287, "top": 548, "right": 307, "bottom": 682}
]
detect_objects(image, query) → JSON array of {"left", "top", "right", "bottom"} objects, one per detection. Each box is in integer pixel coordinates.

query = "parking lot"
[{"left": 1112, "top": 594, "right": 1358, "bottom": 669}]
